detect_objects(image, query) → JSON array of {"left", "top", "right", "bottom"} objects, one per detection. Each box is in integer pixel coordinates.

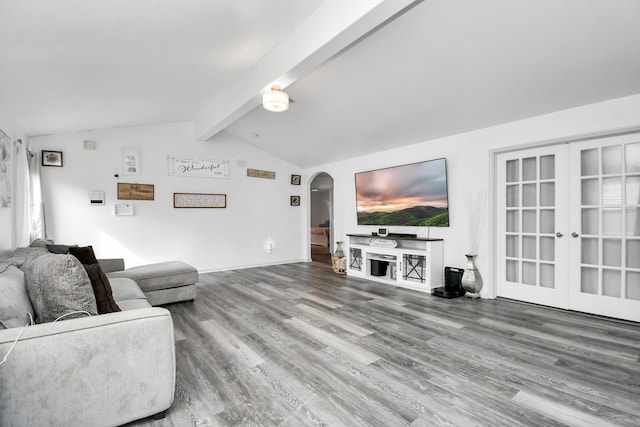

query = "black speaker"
[
  {"left": 432, "top": 266, "right": 465, "bottom": 298},
  {"left": 370, "top": 260, "right": 389, "bottom": 277}
]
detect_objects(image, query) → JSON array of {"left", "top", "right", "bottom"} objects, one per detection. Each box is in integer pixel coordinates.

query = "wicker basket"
[{"left": 331, "top": 255, "right": 347, "bottom": 275}]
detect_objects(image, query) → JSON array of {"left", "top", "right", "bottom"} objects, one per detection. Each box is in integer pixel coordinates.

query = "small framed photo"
[
  {"left": 290, "top": 195, "right": 300, "bottom": 206},
  {"left": 291, "top": 174, "right": 301, "bottom": 185},
  {"left": 42, "top": 150, "right": 63, "bottom": 167}
]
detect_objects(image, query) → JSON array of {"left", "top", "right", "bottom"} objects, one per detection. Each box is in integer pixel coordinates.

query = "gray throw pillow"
[
  {"left": 4, "top": 246, "right": 48, "bottom": 267},
  {"left": 22, "top": 252, "right": 98, "bottom": 323},
  {"left": 0, "top": 265, "right": 35, "bottom": 328}
]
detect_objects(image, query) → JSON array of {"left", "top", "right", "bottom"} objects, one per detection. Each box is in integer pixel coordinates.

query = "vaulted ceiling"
[{"left": 2, "top": 0, "right": 639, "bottom": 168}]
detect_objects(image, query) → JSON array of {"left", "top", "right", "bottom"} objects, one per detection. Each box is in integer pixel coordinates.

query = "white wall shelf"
[{"left": 346, "top": 234, "right": 443, "bottom": 293}]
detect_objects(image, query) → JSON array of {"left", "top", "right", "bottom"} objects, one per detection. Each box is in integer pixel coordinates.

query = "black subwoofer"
[{"left": 432, "top": 266, "right": 465, "bottom": 298}]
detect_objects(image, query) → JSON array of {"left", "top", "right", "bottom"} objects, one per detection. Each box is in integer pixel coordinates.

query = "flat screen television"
[{"left": 355, "top": 158, "right": 449, "bottom": 227}]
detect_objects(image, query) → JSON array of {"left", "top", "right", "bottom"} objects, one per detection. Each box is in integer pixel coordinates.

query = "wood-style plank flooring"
[{"left": 131, "top": 262, "right": 640, "bottom": 426}]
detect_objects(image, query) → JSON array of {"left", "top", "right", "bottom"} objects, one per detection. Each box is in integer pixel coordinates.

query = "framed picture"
[
  {"left": 291, "top": 174, "right": 301, "bottom": 185},
  {"left": 173, "top": 193, "right": 226, "bottom": 208},
  {"left": 42, "top": 150, "right": 63, "bottom": 167},
  {"left": 121, "top": 147, "right": 141, "bottom": 176},
  {"left": 290, "top": 195, "right": 300, "bottom": 206},
  {"left": 168, "top": 156, "right": 229, "bottom": 179}
]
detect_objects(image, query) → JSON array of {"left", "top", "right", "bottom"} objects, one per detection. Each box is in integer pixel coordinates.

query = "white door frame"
[{"left": 489, "top": 126, "right": 640, "bottom": 302}]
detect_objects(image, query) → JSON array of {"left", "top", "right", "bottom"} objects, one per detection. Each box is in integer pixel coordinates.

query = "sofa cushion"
[
  {"left": 109, "top": 261, "right": 199, "bottom": 293},
  {"left": 98, "top": 258, "right": 125, "bottom": 274},
  {"left": 0, "top": 264, "right": 35, "bottom": 328},
  {"left": 108, "top": 278, "right": 151, "bottom": 311},
  {"left": 22, "top": 252, "right": 98, "bottom": 323},
  {"left": 109, "top": 277, "right": 147, "bottom": 301},
  {"left": 68, "top": 246, "right": 121, "bottom": 314},
  {"left": 115, "top": 299, "right": 153, "bottom": 311}
]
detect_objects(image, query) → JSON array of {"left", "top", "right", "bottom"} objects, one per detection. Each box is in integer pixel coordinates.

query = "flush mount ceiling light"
[{"left": 262, "top": 85, "right": 289, "bottom": 112}]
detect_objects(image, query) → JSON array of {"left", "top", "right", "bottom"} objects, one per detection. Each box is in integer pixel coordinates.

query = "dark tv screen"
[{"left": 355, "top": 158, "right": 449, "bottom": 227}]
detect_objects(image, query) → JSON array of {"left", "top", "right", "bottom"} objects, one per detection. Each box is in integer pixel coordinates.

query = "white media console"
[{"left": 346, "top": 234, "right": 443, "bottom": 293}]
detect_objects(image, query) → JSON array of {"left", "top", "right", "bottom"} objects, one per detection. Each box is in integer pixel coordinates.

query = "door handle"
[
  {"left": 571, "top": 232, "right": 579, "bottom": 238},
  {"left": 556, "top": 232, "right": 564, "bottom": 238}
]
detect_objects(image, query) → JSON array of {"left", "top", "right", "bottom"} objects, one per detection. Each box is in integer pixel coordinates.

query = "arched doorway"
[{"left": 310, "top": 172, "right": 334, "bottom": 264}]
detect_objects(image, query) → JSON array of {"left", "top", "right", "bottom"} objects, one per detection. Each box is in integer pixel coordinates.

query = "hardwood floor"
[
  {"left": 310, "top": 245, "right": 331, "bottom": 265},
  {"left": 131, "top": 262, "right": 640, "bottom": 426}
]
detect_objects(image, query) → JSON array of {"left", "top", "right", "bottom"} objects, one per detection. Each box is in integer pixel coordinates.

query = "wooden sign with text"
[
  {"left": 117, "top": 183, "right": 155, "bottom": 200},
  {"left": 247, "top": 168, "right": 276, "bottom": 179}
]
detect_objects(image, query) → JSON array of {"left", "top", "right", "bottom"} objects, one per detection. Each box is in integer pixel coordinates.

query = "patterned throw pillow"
[{"left": 22, "top": 252, "right": 98, "bottom": 323}]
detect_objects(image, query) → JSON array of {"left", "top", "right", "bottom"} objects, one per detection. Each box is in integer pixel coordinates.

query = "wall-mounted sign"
[
  {"left": 247, "top": 168, "right": 275, "bottom": 179},
  {"left": 117, "top": 183, "right": 154, "bottom": 200},
  {"left": 168, "top": 156, "right": 229, "bottom": 179},
  {"left": 121, "top": 147, "right": 140, "bottom": 176},
  {"left": 173, "top": 193, "right": 226, "bottom": 208},
  {"left": 115, "top": 203, "right": 134, "bottom": 216}
]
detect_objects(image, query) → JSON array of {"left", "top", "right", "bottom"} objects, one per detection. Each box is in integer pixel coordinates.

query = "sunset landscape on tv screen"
[{"left": 355, "top": 158, "right": 449, "bottom": 227}]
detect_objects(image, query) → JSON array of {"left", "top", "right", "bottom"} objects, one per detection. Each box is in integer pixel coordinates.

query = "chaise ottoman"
[{"left": 104, "top": 260, "right": 199, "bottom": 306}]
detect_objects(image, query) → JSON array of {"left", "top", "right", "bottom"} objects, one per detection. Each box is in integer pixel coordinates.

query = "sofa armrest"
[
  {"left": 98, "top": 258, "right": 125, "bottom": 273},
  {"left": 0, "top": 307, "right": 175, "bottom": 427}
]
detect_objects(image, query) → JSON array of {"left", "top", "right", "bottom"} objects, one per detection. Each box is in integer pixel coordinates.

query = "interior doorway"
[
  {"left": 496, "top": 132, "right": 640, "bottom": 322},
  {"left": 310, "top": 172, "right": 334, "bottom": 264}
]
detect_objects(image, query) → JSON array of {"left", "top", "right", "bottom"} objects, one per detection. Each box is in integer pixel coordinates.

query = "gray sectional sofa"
[{"left": 0, "top": 242, "right": 199, "bottom": 427}]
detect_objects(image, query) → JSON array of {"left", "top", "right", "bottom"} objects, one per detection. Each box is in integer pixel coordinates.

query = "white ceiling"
[{"left": 2, "top": 0, "right": 640, "bottom": 168}]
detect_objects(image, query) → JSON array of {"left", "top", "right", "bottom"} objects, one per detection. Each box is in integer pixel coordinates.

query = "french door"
[
  {"left": 497, "top": 145, "right": 569, "bottom": 308},
  {"left": 497, "top": 133, "right": 640, "bottom": 322}
]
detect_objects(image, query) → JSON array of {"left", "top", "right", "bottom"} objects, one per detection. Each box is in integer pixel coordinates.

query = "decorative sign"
[
  {"left": 247, "top": 168, "right": 275, "bottom": 179},
  {"left": 168, "top": 156, "right": 229, "bottom": 179},
  {"left": 121, "top": 147, "right": 140, "bottom": 176},
  {"left": 117, "top": 183, "right": 154, "bottom": 200},
  {"left": 115, "top": 203, "right": 134, "bottom": 216},
  {"left": 173, "top": 193, "right": 226, "bottom": 208}
]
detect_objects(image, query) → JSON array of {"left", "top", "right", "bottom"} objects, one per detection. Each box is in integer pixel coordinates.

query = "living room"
[{"left": 1, "top": 1, "right": 640, "bottom": 425}]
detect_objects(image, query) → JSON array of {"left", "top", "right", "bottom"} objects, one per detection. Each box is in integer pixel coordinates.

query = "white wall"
[
  {"left": 28, "top": 122, "right": 305, "bottom": 271},
  {"left": 304, "top": 93, "right": 640, "bottom": 298},
  {"left": 0, "top": 100, "right": 26, "bottom": 256}
]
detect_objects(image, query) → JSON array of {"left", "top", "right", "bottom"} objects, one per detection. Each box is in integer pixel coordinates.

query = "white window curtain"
[
  {"left": 0, "top": 130, "right": 10, "bottom": 207},
  {"left": 15, "top": 144, "right": 45, "bottom": 246}
]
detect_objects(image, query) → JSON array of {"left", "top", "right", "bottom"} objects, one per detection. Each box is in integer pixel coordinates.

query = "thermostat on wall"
[{"left": 89, "top": 190, "right": 105, "bottom": 205}]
